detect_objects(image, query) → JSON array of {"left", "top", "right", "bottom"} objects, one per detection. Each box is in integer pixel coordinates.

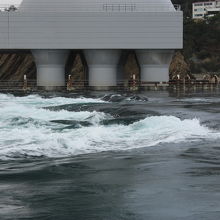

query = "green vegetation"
[{"left": 172, "top": 0, "right": 220, "bottom": 74}]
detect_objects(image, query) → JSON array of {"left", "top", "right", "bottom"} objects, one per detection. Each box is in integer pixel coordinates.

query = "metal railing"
[
  {"left": 0, "top": 80, "right": 36, "bottom": 91},
  {"left": 103, "top": 4, "right": 136, "bottom": 12},
  {"left": 0, "top": 79, "right": 219, "bottom": 92}
]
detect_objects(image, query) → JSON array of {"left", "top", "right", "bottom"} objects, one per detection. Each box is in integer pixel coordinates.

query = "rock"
[
  {"left": 102, "top": 94, "right": 148, "bottom": 102},
  {"left": 65, "top": 52, "right": 87, "bottom": 87},
  {"left": 169, "top": 51, "right": 194, "bottom": 80},
  {"left": 129, "top": 95, "right": 148, "bottom": 102},
  {"left": 0, "top": 52, "right": 85, "bottom": 84},
  {"left": 1, "top": 51, "right": 194, "bottom": 83},
  {"left": 102, "top": 94, "right": 125, "bottom": 102},
  {"left": 0, "top": 53, "right": 36, "bottom": 81}
]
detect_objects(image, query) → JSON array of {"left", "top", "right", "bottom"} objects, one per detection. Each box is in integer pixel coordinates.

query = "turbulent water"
[{"left": 1, "top": 91, "right": 220, "bottom": 220}]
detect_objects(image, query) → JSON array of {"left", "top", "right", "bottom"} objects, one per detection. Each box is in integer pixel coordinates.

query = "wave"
[
  {"left": 0, "top": 114, "right": 219, "bottom": 160},
  {"left": 0, "top": 93, "right": 105, "bottom": 108},
  {"left": 0, "top": 93, "right": 220, "bottom": 160},
  {"left": 0, "top": 93, "right": 108, "bottom": 124}
]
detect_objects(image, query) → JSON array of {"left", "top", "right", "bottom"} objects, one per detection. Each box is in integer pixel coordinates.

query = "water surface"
[{"left": 0, "top": 91, "right": 220, "bottom": 220}]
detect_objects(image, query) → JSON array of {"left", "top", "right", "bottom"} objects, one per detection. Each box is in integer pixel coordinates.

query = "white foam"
[
  {"left": 0, "top": 115, "right": 219, "bottom": 160},
  {"left": 0, "top": 93, "right": 105, "bottom": 108},
  {"left": 0, "top": 93, "right": 107, "bottom": 125},
  {"left": 0, "top": 94, "right": 220, "bottom": 160}
]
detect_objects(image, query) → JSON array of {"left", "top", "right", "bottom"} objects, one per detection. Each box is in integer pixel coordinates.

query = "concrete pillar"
[
  {"left": 84, "top": 49, "right": 120, "bottom": 90},
  {"left": 136, "top": 50, "right": 174, "bottom": 83},
  {"left": 32, "top": 49, "right": 69, "bottom": 90}
]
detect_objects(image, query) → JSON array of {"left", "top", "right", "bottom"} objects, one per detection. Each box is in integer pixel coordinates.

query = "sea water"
[{"left": 0, "top": 91, "right": 220, "bottom": 219}]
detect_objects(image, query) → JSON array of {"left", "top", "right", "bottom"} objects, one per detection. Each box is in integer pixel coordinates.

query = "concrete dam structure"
[{"left": 0, "top": 0, "right": 183, "bottom": 90}]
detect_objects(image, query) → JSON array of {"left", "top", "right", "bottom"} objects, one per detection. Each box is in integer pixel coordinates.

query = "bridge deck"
[{"left": 0, "top": 11, "right": 183, "bottom": 50}]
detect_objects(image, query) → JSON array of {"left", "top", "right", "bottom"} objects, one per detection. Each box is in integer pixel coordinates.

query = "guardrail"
[
  {"left": 0, "top": 80, "right": 36, "bottom": 91},
  {"left": 0, "top": 79, "right": 219, "bottom": 92}
]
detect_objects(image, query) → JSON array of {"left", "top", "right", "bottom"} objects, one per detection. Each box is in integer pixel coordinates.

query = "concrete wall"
[
  {"left": 0, "top": 11, "right": 183, "bottom": 50},
  {"left": 84, "top": 49, "right": 120, "bottom": 87},
  {"left": 136, "top": 49, "right": 174, "bottom": 82},
  {"left": 0, "top": 13, "right": 8, "bottom": 48},
  {"left": 32, "top": 49, "right": 69, "bottom": 88},
  {"left": 19, "top": 0, "right": 176, "bottom": 13}
]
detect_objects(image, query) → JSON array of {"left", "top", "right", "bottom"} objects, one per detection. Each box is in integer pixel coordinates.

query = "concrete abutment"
[
  {"left": 32, "top": 49, "right": 69, "bottom": 90},
  {"left": 84, "top": 49, "right": 121, "bottom": 90},
  {"left": 136, "top": 50, "right": 174, "bottom": 85},
  {"left": 2, "top": 49, "right": 175, "bottom": 91}
]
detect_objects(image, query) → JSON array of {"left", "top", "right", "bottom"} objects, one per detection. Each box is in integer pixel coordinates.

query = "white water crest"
[
  {"left": 0, "top": 93, "right": 105, "bottom": 107},
  {"left": 0, "top": 93, "right": 220, "bottom": 160}
]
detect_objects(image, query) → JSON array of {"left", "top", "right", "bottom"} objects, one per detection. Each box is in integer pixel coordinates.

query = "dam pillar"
[
  {"left": 32, "top": 50, "right": 69, "bottom": 90},
  {"left": 84, "top": 50, "right": 120, "bottom": 90},
  {"left": 136, "top": 50, "right": 174, "bottom": 85}
]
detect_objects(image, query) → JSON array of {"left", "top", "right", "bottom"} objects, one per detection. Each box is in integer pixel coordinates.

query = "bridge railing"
[
  {"left": 0, "top": 79, "right": 219, "bottom": 92},
  {"left": 0, "top": 80, "right": 36, "bottom": 91}
]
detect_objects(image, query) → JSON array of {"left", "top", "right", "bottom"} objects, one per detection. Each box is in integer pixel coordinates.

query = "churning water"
[
  {"left": 1, "top": 91, "right": 220, "bottom": 220},
  {"left": 0, "top": 93, "right": 219, "bottom": 160}
]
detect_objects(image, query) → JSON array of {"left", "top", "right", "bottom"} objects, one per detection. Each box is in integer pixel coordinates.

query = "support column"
[
  {"left": 84, "top": 49, "right": 120, "bottom": 90},
  {"left": 136, "top": 50, "right": 174, "bottom": 84},
  {"left": 32, "top": 50, "right": 69, "bottom": 90}
]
